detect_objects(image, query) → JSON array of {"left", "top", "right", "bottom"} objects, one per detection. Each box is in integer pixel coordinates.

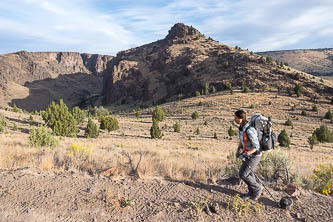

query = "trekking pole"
[{"left": 242, "top": 159, "right": 279, "bottom": 203}]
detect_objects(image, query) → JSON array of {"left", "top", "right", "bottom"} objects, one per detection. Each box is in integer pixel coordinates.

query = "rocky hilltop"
[
  {"left": 258, "top": 48, "right": 333, "bottom": 76},
  {"left": 0, "top": 51, "right": 113, "bottom": 110},
  {"left": 103, "top": 23, "right": 333, "bottom": 106}
]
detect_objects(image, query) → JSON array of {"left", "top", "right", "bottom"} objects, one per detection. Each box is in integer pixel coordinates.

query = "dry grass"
[{"left": 0, "top": 91, "right": 332, "bottom": 183}]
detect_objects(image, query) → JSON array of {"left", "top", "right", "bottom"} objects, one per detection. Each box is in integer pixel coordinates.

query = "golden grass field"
[{"left": 1, "top": 90, "right": 332, "bottom": 182}]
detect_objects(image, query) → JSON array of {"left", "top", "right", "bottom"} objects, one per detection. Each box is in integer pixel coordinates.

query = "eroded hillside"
[
  {"left": 103, "top": 23, "right": 333, "bottom": 106},
  {"left": 0, "top": 51, "right": 113, "bottom": 111}
]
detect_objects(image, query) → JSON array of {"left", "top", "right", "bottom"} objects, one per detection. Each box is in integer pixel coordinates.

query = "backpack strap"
[
  {"left": 242, "top": 131, "right": 248, "bottom": 153},
  {"left": 242, "top": 125, "right": 251, "bottom": 153}
]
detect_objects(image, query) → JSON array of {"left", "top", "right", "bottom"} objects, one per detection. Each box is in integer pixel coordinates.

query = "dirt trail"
[{"left": 0, "top": 168, "right": 332, "bottom": 222}]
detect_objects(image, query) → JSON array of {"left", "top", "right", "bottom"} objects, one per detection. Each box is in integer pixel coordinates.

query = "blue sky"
[{"left": 1, "top": 0, "right": 333, "bottom": 55}]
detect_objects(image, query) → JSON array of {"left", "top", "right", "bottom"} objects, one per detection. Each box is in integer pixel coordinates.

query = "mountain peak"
[{"left": 165, "top": 23, "right": 202, "bottom": 40}]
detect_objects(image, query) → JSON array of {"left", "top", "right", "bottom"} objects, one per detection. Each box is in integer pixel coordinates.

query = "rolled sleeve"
[{"left": 247, "top": 127, "right": 260, "bottom": 151}]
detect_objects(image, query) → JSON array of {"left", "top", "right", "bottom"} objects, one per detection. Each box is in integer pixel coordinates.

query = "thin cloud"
[
  {"left": 0, "top": 0, "right": 136, "bottom": 54},
  {"left": 0, "top": 0, "right": 332, "bottom": 54}
]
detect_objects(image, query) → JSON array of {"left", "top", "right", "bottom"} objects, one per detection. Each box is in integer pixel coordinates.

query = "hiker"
[{"left": 234, "top": 109, "right": 263, "bottom": 200}]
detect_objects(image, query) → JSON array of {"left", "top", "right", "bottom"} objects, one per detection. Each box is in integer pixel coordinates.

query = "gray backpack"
[{"left": 247, "top": 114, "right": 277, "bottom": 151}]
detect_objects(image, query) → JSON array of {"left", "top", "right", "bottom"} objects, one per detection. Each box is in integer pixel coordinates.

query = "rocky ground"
[{"left": 0, "top": 167, "right": 332, "bottom": 222}]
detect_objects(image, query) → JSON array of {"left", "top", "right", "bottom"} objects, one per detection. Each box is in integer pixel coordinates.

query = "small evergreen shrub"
[
  {"left": 224, "top": 81, "right": 232, "bottom": 91},
  {"left": 204, "top": 82, "right": 209, "bottom": 95},
  {"left": 294, "top": 83, "right": 303, "bottom": 97},
  {"left": 242, "top": 83, "right": 249, "bottom": 93},
  {"left": 312, "top": 125, "right": 333, "bottom": 143},
  {"left": 268, "top": 101, "right": 272, "bottom": 105},
  {"left": 29, "top": 114, "right": 33, "bottom": 122},
  {"left": 213, "top": 132, "right": 217, "bottom": 139},
  {"left": 152, "top": 106, "right": 165, "bottom": 122},
  {"left": 228, "top": 126, "right": 236, "bottom": 137},
  {"left": 85, "top": 118, "right": 99, "bottom": 138},
  {"left": 301, "top": 110, "right": 307, "bottom": 116},
  {"left": 308, "top": 134, "right": 319, "bottom": 150},
  {"left": 324, "top": 110, "right": 333, "bottom": 120},
  {"left": 150, "top": 119, "right": 163, "bottom": 139},
  {"left": 250, "top": 104, "right": 254, "bottom": 109},
  {"left": 195, "top": 128, "right": 200, "bottom": 135},
  {"left": 0, "top": 114, "right": 7, "bottom": 133},
  {"left": 95, "top": 106, "right": 110, "bottom": 122},
  {"left": 284, "top": 119, "right": 293, "bottom": 126},
  {"left": 13, "top": 123, "right": 17, "bottom": 131},
  {"left": 312, "top": 105, "right": 318, "bottom": 112},
  {"left": 100, "top": 115, "right": 119, "bottom": 132},
  {"left": 41, "top": 100, "right": 78, "bottom": 137},
  {"left": 71, "top": 106, "right": 86, "bottom": 124},
  {"left": 173, "top": 121, "right": 180, "bottom": 133},
  {"left": 195, "top": 91, "right": 201, "bottom": 97},
  {"left": 285, "top": 119, "right": 293, "bottom": 127},
  {"left": 266, "top": 56, "right": 273, "bottom": 64},
  {"left": 177, "top": 94, "right": 184, "bottom": 101},
  {"left": 192, "top": 111, "right": 199, "bottom": 120},
  {"left": 28, "top": 126, "right": 58, "bottom": 148},
  {"left": 198, "top": 101, "right": 203, "bottom": 106},
  {"left": 278, "top": 129, "right": 291, "bottom": 147},
  {"left": 135, "top": 112, "right": 140, "bottom": 119},
  {"left": 210, "top": 85, "right": 216, "bottom": 94},
  {"left": 13, "top": 104, "right": 19, "bottom": 112}
]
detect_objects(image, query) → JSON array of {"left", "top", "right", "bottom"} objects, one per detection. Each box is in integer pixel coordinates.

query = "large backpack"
[{"left": 247, "top": 114, "right": 277, "bottom": 151}]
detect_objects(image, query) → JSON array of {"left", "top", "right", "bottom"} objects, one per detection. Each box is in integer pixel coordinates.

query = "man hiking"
[{"left": 234, "top": 109, "right": 263, "bottom": 200}]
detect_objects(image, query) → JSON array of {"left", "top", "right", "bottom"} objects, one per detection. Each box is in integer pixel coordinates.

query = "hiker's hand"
[{"left": 239, "top": 153, "right": 249, "bottom": 161}]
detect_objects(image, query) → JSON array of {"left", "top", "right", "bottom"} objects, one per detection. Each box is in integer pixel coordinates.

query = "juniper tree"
[
  {"left": 41, "top": 99, "right": 78, "bottom": 137},
  {"left": 100, "top": 115, "right": 119, "bottom": 132},
  {"left": 294, "top": 83, "right": 303, "bottom": 97},
  {"left": 71, "top": 106, "right": 86, "bottom": 124},
  {"left": 150, "top": 119, "right": 163, "bottom": 139},
  {"left": 152, "top": 106, "right": 165, "bottom": 122},
  {"left": 85, "top": 118, "right": 99, "bottom": 138},
  {"left": 278, "top": 129, "right": 291, "bottom": 147}
]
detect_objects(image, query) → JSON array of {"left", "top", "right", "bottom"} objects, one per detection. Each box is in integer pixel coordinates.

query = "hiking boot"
[
  {"left": 240, "top": 191, "right": 252, "bottom": 199},
  {"left": 251, "top": 186, "right": 264, "bottom": 201}
]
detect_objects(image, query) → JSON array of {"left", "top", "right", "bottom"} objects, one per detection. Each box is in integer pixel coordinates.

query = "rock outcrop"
[{"left": 103, "top": 23, "right": 333, "bottom": 105}]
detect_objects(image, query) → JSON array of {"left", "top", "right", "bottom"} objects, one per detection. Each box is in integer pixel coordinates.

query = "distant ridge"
[{"left": 258, "top": 48, "right": 333, "bottom": 76}]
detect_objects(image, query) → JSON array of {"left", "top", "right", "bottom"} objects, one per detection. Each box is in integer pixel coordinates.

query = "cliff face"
[
  {"left": 102, "top": 23, "right": 333, "bottom": 106},
  {"left": 0, "top": 51, "right": 113, "bottom": 88},
  {"left": 258, "top": 49, "right": 333, "bottom": 76},
  {"left": 0, "top": 51, "right": 113, "bottom": 110}
]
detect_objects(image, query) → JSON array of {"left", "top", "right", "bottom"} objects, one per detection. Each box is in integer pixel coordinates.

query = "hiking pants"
[{"left": 239, "top": 154, "right": 262, "bottom": 193}]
